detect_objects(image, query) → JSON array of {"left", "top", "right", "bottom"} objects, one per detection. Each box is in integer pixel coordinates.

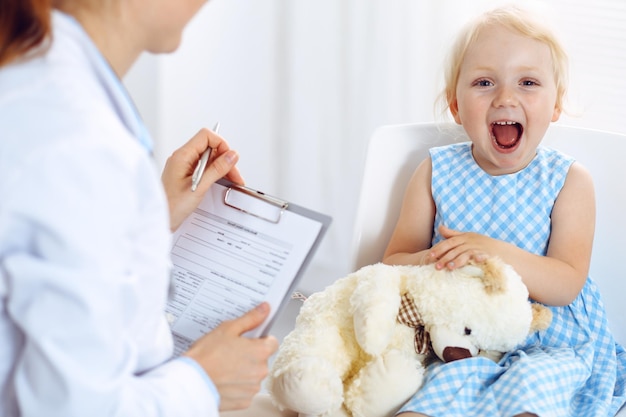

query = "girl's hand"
[
  {"left": 428, "top": 224, "right": 491, "bottom": 270},
  {"left": 161, "top": 128, "right": 244, "bottom": 231}
]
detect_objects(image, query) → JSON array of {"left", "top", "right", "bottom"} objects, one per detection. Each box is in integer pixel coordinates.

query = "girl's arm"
[
  {"left": 383, "top": 158, "right": 437, "bottom": 266},
  {"left": 383, "top": 160, "right": 595, "bottom": 306},
  {"left": 526, "top": 161, "right": 595, "bottom": 304},
  {"left": 430, "top": 162, "right": 594, "bottom": 305}
]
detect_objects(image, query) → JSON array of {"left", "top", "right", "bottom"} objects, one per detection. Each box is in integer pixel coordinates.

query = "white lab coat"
[{"left": 0, "top": 11, "right": 219, "bottom": 417}]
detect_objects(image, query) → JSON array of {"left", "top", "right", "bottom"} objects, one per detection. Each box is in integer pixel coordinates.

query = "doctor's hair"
[
  {"left": 0, "top": 0, "right": 52, "bottom": 67},
  {"left": 436, "top": 4, "right": 569, "bottom": 119}
]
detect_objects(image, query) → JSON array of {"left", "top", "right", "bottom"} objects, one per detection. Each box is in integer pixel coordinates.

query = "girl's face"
[{"left": 450, "top": 24, "right": 561, "bottom": 176}]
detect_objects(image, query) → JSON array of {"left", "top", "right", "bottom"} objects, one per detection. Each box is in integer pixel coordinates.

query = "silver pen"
[{"left": 191, "top": 122, "right": 220, "bottom": 192}]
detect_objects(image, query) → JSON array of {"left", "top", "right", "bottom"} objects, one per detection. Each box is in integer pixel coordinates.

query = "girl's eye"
[
  {"left": 474, "top": 79, "right": 493, "bottom": 87},
  {"left": 521, "top": 79, "right": 539, "bottom": 86}
]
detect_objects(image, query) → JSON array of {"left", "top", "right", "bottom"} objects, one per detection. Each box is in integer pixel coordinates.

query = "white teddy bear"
[{"left": 267, "top": 257, "right": 551, "bottom": 417}]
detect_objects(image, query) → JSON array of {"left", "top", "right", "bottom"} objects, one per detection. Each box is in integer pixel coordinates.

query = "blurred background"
[{"left": 125, "top": 0, "right": 626, "bottom": 304}]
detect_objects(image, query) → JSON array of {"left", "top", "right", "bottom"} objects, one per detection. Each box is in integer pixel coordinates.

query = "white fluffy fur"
[{"left": 267, "top": 258, "right": 550, "bottom": 417}]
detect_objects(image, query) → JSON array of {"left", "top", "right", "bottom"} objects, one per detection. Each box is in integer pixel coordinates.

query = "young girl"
[
  {"left": 0, "top": 1, "right": 278, "bottom": 416},
  {"left": 383, "top": 6, "right": 626, "bottom": 417}
]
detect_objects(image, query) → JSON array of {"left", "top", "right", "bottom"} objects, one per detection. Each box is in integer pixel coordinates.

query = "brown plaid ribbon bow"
[{"left": 396, "top": 293, "right": 431, "bottom": 355}]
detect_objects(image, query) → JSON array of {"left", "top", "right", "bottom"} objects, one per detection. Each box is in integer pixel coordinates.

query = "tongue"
[{"left": 493, "top": 124, "right": 519, "bottom": 147}]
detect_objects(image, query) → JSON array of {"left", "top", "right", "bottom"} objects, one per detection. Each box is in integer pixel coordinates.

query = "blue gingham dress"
[{"left": 398, "top": 143, "right": 626, "bottom": 416}]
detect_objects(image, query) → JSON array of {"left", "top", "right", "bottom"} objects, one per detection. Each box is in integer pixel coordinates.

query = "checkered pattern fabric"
[
  {"left": 397, "top": 293, "right": 430, "bottom": 355},
  {"left": 398, "top": 143, "right": 626, "bottom": 416}
]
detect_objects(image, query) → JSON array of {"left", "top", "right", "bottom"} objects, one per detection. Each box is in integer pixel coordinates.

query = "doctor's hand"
[
  {"left": 184, "top": 302, "right": 279, "bottom": 411},
  {"left": 161, "top": 128, "right": 244, "bottom": 231}
]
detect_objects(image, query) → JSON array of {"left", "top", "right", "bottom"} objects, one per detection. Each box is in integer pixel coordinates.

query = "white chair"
[
  {"left": 224, "top": 122, "right": 626, "bottom": 416},
  {"left": 350, "top": 122, "right": 626, "bottom": 416}
]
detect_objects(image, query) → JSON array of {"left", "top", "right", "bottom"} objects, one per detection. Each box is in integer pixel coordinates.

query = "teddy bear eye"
[{"left": 464, "top": 327, "right": 472, "bottom": 335}]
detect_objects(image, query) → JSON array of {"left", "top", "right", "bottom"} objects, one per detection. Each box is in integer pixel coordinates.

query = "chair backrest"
[{"left": 350, "top": 122, "right": 626, "bottom": 345}]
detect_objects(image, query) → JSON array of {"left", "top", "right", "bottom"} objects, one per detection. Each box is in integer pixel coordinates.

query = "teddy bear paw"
[
  {"left": 345, "top": 350, "right": 424, "bottom": 417},
  {"left": 269, "top": 357, "right": 344, "bottom": 415}
]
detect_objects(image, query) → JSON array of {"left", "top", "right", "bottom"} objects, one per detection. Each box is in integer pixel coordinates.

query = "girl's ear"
[
  {"left": 449, "top": 98, "right": 462, "bottom": 125},
  {"left": 551, "top": 105, "right": 561, "bottom": 122}
]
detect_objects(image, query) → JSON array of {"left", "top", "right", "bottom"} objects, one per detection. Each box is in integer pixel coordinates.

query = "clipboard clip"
[{"left": 224, "top": 184, "right": 289, "bottom": 223}]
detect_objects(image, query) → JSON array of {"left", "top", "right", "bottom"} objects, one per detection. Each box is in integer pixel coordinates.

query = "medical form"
[{"left": 165, "top": 179, "right": 331, "bottom": 355}]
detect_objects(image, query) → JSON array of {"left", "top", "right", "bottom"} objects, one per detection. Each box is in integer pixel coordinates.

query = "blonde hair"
[{"left": 439, "top": 5, "right": 569, "bottom": 117}]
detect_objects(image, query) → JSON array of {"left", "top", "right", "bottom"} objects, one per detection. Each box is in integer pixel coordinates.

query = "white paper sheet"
[{"left": 166, "top": 181, "right": 327, "bottom": 355}]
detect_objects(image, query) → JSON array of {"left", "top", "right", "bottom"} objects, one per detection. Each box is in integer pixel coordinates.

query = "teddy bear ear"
[
  {"left": 530, "top": 303, "right": 553, "bottom": 332},
  {"left": 475, "top": 257, "right": 507, "bottom": 294}
]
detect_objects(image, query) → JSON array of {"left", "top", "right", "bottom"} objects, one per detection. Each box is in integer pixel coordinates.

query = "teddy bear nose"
[{"left": 443, "top": 346, "right": 472, "bottom": 362}]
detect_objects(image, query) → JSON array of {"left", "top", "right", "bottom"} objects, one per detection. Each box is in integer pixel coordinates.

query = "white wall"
[{"left": 125, "top": 0, "right": 626, "bottom": 297}]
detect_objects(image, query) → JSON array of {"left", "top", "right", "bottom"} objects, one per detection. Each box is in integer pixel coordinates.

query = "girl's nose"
[{"left": 493, "top": 85, "right": 519, "bottom": 107}]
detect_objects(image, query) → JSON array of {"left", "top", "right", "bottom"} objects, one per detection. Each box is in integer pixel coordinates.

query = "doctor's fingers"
[
  {"left": 218, "top": 383, "right": 262, "bottom": 411},
  {"left": 191, "top": 127, "right": 243, "bottom": 161},
  {"left": 197, "top": 149, "right": 244, "bottom": 190},
  {"left": 186, "top": 127, "right": 223, "bottom": 154},
  {"left": 221, "top": 302, "right": 273, "bottom": 336},
  {"left": 178, "top": 128, "right": 231, "bottom": 168},
  {"left": 216, "top": 346, "right": 276, "bottom": 411}
]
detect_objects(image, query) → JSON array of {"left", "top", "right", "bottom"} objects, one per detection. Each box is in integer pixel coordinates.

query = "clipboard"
[{"left": 166, "top": 178, "right": 331, "bottom": 355}]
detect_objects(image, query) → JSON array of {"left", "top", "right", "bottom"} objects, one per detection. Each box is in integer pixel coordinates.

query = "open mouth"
[{"left": 491, "top": 121, "right": 523, "bottom": 149}]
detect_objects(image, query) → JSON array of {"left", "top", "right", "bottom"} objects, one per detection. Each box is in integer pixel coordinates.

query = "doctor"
[{"left": 0, "top": 0, "right": 278, "bottom": 416}]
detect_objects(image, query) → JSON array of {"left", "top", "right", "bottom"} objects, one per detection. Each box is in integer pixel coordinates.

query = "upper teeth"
[{"left": 494, "top": 121, "right": 517, "bottom": 125}]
